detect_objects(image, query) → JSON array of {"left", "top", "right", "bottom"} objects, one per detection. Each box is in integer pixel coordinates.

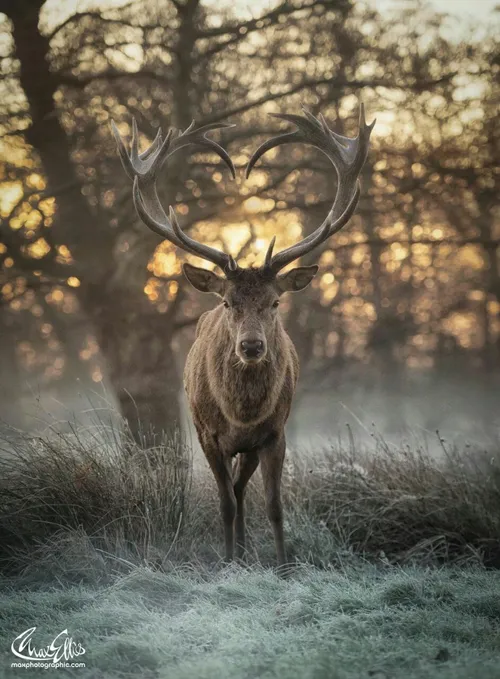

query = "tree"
[
  {"left": 1, "top": 0, "right": 364, "bottom": 443},
  {"left": 1, "top": 0, "right": 498, "bottom": 443}
]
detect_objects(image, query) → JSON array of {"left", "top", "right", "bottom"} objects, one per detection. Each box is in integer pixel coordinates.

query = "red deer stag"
[{"left": 112, "top": 106, "right": 374, "bottom": 566}]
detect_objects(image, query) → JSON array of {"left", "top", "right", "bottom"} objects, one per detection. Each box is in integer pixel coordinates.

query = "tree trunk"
[
  {"left": 88, "top": 286, "right": 182, "bottom": 443},
  {"left": 4, "top": 1, "right": 183, "bottom": 444},
  {"left": 0, "top": 308, "right": 26, "bottom": 430}
]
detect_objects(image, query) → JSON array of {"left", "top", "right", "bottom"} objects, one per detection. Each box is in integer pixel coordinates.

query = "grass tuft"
[{"left": 0, "top": 424, "right": 499, "bottom": 576}]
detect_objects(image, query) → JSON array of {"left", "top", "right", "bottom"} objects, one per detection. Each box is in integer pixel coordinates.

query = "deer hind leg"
[
  {"left": 259, "top": 435, "right": 286, "bottom": 567},
  {"left": 233, "top": 452, "right": 259, "bottom": 560},
  {"left": 205, "top": 448, "right": 236, "bottom": 562}
]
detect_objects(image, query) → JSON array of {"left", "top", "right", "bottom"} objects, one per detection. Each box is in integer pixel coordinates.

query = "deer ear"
[
  {"left": 276, "top": 265, "right": 319, "bottom": 294},
  {"left": 183, "top": 263, "right": 225, "bottom": 296}
]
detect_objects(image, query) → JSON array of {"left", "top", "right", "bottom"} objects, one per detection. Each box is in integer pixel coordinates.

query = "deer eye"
[
  {"left": 223, "top": 300, "right": 230, "bottom": 309},
  {"left": 272, "top": 300, "right": 280, "bottom": 308}
]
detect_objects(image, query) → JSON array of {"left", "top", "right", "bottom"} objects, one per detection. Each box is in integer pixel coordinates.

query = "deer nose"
[{"left": 240, "top": 339, "right": 264, "bottom": 358}]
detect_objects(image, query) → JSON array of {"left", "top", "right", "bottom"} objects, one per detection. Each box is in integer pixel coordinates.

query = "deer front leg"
[
  {"left": 204, "top": 445, "right": 236, "bottom": 562},
  {"left": 259, "top": 435, "right": 286, "bottom": 567},
  {"left": 233, "top": 452, "right": 259, "bottom": 559}
]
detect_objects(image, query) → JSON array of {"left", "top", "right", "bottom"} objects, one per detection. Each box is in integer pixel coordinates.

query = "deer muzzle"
[{"left": 237, "top": 335, "right": 267, "bottom": 364}]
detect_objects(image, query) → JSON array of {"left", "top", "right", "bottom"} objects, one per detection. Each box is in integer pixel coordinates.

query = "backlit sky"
[
  {"left": 41, "top": 0, "right": 499, "bottom": 33},
  {"left": 371, "top": 0, "right": 497, "bottom": 17}
]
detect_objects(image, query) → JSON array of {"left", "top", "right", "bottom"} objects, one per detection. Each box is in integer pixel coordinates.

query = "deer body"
[
  {"left": 184, "top": 271, "right": 299, "bottom": 563},
  {"left": 112, "top": 106, "right": 374, "bottom": 566}
]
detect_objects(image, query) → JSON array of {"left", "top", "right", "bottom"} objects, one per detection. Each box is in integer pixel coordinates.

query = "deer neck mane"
[{"left": 207, "top": 314, "right": 289, "bottom": 427}]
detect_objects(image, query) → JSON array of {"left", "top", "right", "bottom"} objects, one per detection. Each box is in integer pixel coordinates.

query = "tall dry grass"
[
  {"left": 286, "top": 436, "right": 500, "bottom": 567},
  {"left": 0, "top": 422, "right": 499, "bottom": 577}
]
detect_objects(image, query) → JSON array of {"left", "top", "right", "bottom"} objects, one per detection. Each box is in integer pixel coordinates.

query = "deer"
[{"left": 112, "top": 106, "right": 374, "bottom": 567}]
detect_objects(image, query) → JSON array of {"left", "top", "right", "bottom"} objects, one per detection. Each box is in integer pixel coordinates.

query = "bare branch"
[
  {"left": 205, "top": 74, "right": 456, "bottom": 125},
  {"left": 58, "top": 69, "right": 165, "bottom": 89},
  {"left": 46, "top": 3, "right": 144, "bottom": 41}
]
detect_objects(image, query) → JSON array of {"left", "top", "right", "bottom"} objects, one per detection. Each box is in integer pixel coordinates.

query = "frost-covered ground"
[
  {"left": 1, "top": 563, "right": 500, "bottom": 679},
  {"left": 1, "top": 425, "right": 499, "bottom": 678}
]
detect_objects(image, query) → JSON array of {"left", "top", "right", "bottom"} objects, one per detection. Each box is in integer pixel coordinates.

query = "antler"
[
  {"left": 112, "top": 117, "right": 239, "bottom": 274},
  {"left": 246, "top": 105, "right": 375, "bottom": 274}
]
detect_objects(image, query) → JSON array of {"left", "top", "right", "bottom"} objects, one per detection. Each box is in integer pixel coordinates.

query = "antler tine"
[
  {"left": 267, "top": 183, "right": 360, "bottom": 272},
  {"left": 139, "top": 126, "right": 163, "bottom": 162},
  {"left": 245, "top": 131, "right": 298, "bottom": 179},
  {"left": 111, "top": 120, "right": 136, "bottom": 181},
  {"left": 169, "top": 206, "right": 237, "bottom": 272},
  {"left": 112, "top": 117, "right": 238, "bottom": 273},
  {"left": 264, "top": 236, "right": 276, "bottom": 269},
  {"left": 111, "top": 118, "right": 173, "bottom": 182},
  {"left": 169, "top": 121, "right": 237, "bottom": 180},
  {"left": 132, "top": 176, "right": 189, "bottom": 249},
  {"left": 247, "top": 104, "right": 375, "bottom": 273}
]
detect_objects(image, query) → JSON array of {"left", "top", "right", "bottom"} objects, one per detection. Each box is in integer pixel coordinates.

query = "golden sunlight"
[
  {"left": 0, "top": 181, "right": 23, "bottom": 217},
  {"left": 26, "top": 238, "right": 51, "bottom": 259}
]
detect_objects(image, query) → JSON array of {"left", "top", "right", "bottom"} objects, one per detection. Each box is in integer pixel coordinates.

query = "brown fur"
[{"left": 183, "top": 266, "right": 314, "bottom": 566}]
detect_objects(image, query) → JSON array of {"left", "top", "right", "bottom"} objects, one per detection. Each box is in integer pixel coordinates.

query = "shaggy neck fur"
[{"left": 206, "top": 309, "right": 290, "bottom": 427}]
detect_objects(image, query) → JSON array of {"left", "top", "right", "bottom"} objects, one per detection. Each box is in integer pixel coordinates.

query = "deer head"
[{"left": 112, "top": 106, "right": 375, "bottom": 365}]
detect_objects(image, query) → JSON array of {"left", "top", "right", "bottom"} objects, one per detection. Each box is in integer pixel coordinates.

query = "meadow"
[{"left": 0, "top": 424, "right": 499, "bottom": 678}]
